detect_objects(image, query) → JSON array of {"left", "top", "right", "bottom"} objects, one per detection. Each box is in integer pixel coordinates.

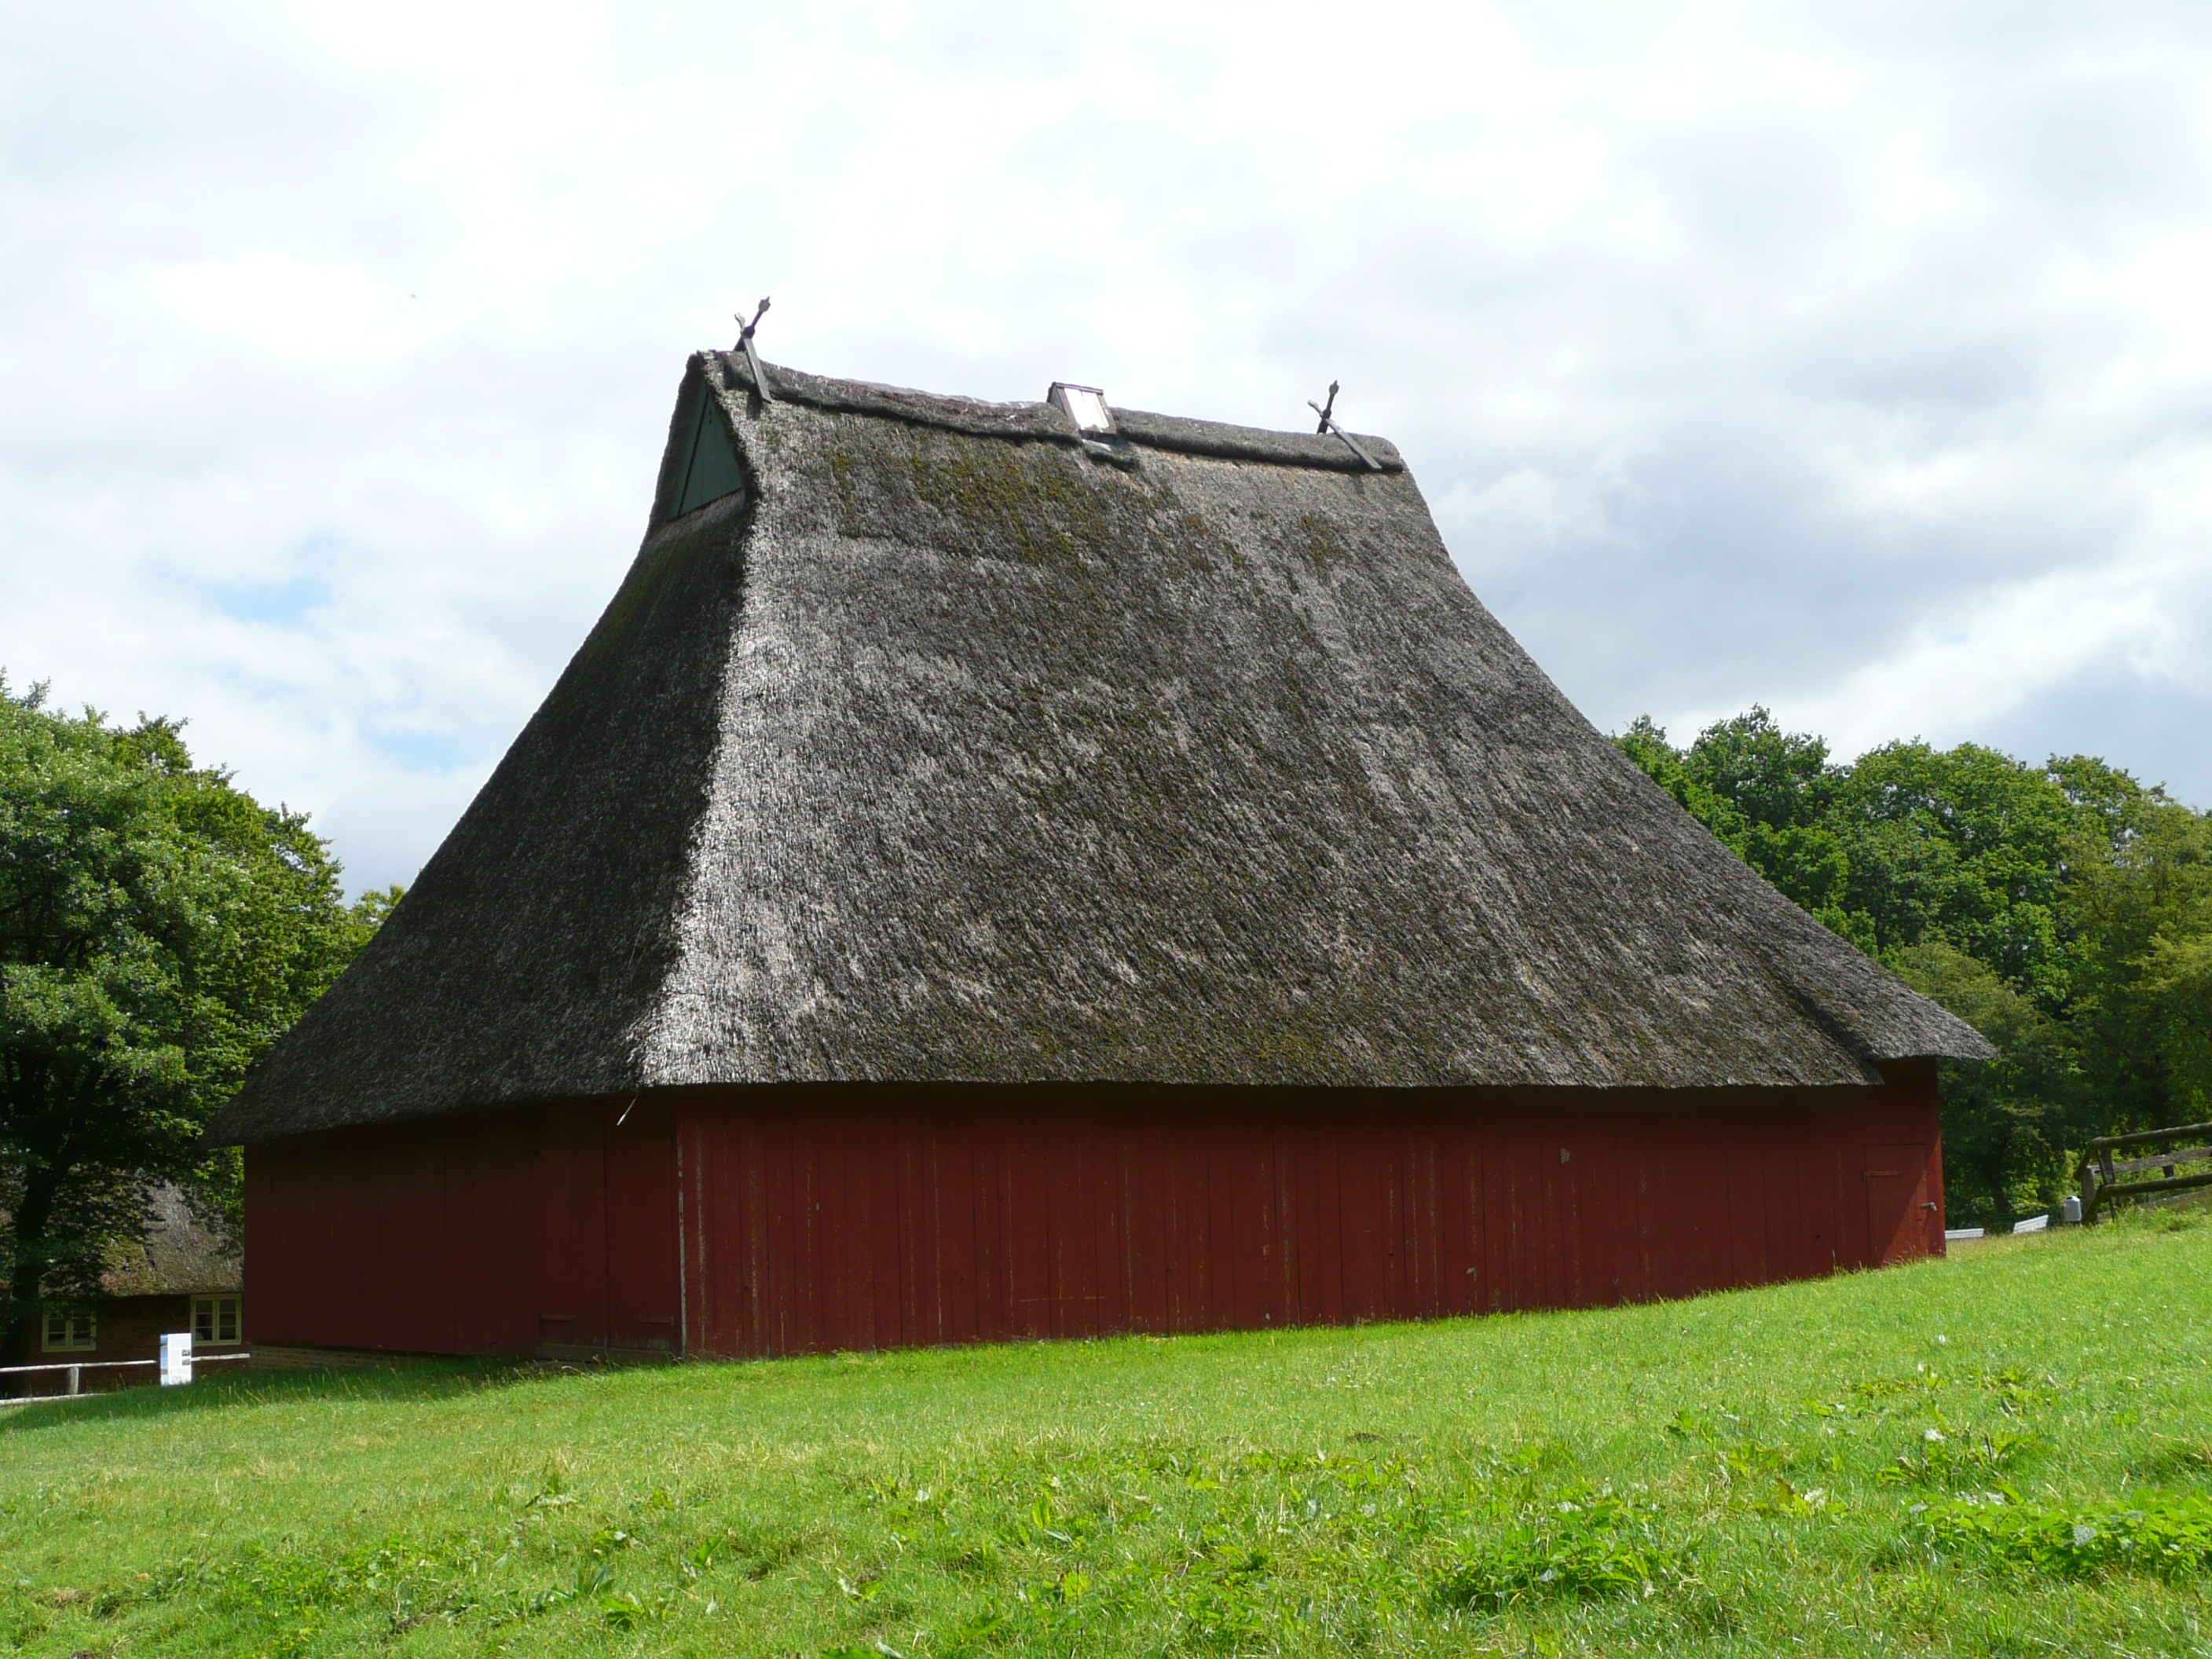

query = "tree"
[
  {"left": 1679, "top": 705, "right": 1838, "bottom": 831},
  {"left": 2142, "top": 932, "right": 2212, "bottom": 1119},
  {"left": 1891, "top": 941, "right": 2084, "bottom": 1225},
  {"left": 1611, "top": 710, "right": 2207, "bottom": 1227},
  {"left": 0, "top": 676, "right": 390, "bottom": 1369},
  {"left": 2063, "top": 787, "right": 2212, "bottom": 1130},
  {"left": 1829, "top": 741, "right": 2088, "bottom": 1008},
  {"left": 1680, "top": 709, "right": 1863, "bottom": 947}
]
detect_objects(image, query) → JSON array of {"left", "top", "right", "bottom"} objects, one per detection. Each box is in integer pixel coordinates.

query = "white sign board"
[{"left": 159, "top": 1331, "right": 193, "bottom": 1386}]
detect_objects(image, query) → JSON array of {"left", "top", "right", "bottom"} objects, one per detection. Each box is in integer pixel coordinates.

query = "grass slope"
[{"left": 5, "top": 1214, "right": 2212, "bottom": 1657}]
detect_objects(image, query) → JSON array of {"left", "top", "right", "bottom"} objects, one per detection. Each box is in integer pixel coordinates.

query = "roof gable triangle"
[{"left": 665, "top": 378, "right": 747, "bottom": 519}]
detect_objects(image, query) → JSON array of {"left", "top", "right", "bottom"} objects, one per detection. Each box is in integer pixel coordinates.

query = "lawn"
[{"left": 4, "top": 1211, "right": 2210, "bottom": 1658}]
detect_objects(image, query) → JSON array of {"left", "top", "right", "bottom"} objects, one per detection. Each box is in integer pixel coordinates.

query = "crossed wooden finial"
[
  {"left": 734, "top": 298, "right": 774, "bottom": 401},
  {"left": 1311, "top": 380, "right": 1340, "bottom": 434},
  {"left": 1308, "top": 380, "right": 1382, "bottom": 471}
]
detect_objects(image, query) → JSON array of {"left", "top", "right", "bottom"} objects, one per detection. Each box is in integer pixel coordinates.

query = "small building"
[
  {"left": 209, "top": 353, "right": 1990, "bottom": 1361},
  {"left": 32, "top": 1186, "right": 242, "bottom": 1393}
]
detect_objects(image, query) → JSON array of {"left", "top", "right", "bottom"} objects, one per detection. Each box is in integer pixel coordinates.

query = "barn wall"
[
  {"left": 676, "top": 1066, "right": 1945, "bottom": 1360},
  {"left": 242, "top": 1068, "right": 1942, "bottom": 1360},
  {"left": 243, "top": 1097, "right": 679, "bottom": 1357}
]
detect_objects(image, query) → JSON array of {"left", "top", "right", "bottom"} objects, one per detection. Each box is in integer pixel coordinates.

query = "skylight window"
[{"left": 1049, "top": 383, "right": 1114, "bottom": 433}]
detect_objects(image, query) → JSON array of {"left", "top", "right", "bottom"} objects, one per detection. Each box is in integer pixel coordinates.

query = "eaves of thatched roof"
[{"left": 209, "top": 352, "right": 1990, "bottom": 1145}]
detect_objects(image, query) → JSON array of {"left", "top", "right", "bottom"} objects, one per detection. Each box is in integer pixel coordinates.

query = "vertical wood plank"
[{"left": 239, "top": 1076, "right": 1953, "bottom": 1364}]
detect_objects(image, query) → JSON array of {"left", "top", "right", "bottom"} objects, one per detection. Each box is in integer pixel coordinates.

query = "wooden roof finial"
[
  {"left": 1308, "top": 380, "right": 1382, "bottom": 471},
  {"left": 734, "top": 298, "right": 774, "bottom": 401}
]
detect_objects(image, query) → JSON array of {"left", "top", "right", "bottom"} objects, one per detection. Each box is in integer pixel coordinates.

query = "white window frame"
[
  {"left": 42, "top": 1311, "right": 97, "bottom": 1352},
  {"left": 192, "top": 1293, "right": 243, "bottom": 1346}
]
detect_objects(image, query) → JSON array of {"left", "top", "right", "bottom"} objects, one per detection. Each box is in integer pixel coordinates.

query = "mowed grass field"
[{"left": 5, "top": 1214, "right": 2212, "bottom": 1658}]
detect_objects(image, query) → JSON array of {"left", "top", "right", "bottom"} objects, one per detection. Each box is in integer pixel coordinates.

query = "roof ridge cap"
[{"left": 706, "top": 351, "right": 1407, "bottom": 474}]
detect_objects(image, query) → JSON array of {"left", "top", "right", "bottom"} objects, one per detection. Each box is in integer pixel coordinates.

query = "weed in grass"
[
  {"left": 1914, "top": 1489, "right": 2212, "bottom": 1580},
  {"left": 1852, "top": 1365, "right": 1951, "bottom": 1402},
  {"left": 1434, "top": 1488, "right": 1694, "bottom": 1611},
  {"left": 1744, "top": 1473, "right": 1832, "bottom": 1517},
  {"left": 596, "top": 1584, "right": 678, "bottom": 1629},
  {"left": 1877, "top": 1420, "right": 2038, "bottom": 1489},
  {"left": 1714, "top": 1438, "right": 1793, "bottom": 1480},
  {"left": 1877, "top": 1565, "right": 1964, "bottom": 1647},
  {"left": 1983, "top": 1366, "right": 2060, "bottom": 1414},
  {"left": 1954, "top": 1599, "right": 2041, "bottom": 1659},
  {"left": 1164, "top": 1540, "right": 1275, "bottom": 1650}
]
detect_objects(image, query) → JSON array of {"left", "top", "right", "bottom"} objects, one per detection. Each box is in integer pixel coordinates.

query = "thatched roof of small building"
[
  {"left": 99, "top": 1185, "right": 240, "bottom": 1297},
  {"left": 211, "top": 352, "right": 1989, "bottom": 1145}
]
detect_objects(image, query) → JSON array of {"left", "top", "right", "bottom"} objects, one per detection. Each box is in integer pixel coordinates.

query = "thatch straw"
[{"left": 211, "top": 353, "right": 1989, "bottom": 1144}]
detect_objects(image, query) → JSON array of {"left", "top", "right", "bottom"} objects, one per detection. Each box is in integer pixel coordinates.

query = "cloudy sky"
[{"left": 5, "top": 3, "right": 2210, "bottom": 893}]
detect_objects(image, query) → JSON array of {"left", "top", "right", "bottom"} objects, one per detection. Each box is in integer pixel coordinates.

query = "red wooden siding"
[
  {"left": 244, "top": 1097, "right": 679, "bottom": 1357},
  {"left": 243, "top": 1066, "right": 1943, "bottom": 1360}
]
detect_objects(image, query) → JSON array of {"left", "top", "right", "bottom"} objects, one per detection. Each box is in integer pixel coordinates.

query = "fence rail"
[
  {"left": 2080, "top": 1121, "right": 2212, "bottom": 1224},
  {"left": 0, "top": 1351, "right": 249, "bottom": 1405}
]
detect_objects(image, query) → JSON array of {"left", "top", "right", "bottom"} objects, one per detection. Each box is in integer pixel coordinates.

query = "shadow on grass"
[{"left": 0, "top": 1356, "right": 569, "bottom": 1434}]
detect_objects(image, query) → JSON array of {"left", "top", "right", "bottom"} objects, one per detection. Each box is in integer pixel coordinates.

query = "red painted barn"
[{"left": 210, "top": 353, "right": 1990, "bottom": 1361}]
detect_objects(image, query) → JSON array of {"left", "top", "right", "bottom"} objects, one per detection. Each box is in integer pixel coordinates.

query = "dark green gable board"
[{"left": 668, "top": 382, "right": 746, "bottom": 518}]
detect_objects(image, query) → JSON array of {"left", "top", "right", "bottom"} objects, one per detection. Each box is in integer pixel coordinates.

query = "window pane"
[
  {"left": 1063, "top": 387, "right": 1111, "bottom": 430},
  {"left": 193, "top": 1301, "right": 214, "bottom": 1341},
  {"left": 219, "top": 1300, "right": 240, "bottom": 1342}
]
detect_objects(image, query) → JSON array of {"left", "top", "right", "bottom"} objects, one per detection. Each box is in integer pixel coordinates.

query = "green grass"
[{"left": 6, "top": 1213, "right": 2212, "bottom": 1658}]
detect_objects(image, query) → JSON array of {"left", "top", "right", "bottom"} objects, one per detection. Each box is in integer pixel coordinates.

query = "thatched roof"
[
  {"left": 99, "top": 1185, "right": 240, "bottom": 1297},
  {"left": 211, "top": 352, "right": 1989, "bottom": 1145}
]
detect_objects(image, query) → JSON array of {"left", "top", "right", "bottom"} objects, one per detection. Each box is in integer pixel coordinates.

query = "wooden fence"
[
  {"left": 0, "top": 1351, "right": 249, "bottom": 1407},
  {"left": 2078, "top": 1121, "right": 2212, "bottom": 1224}
]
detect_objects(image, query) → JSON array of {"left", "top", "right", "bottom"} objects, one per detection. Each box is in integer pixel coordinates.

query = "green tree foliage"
[
  {"left": 2064, "top": 788, "right": 2212, "bottom": 1127},
  {"left": 1627, "top": 710, "right": 1866, "bottom": 947},
  {"left": 1888, "top": 942, "right": 2085, "bottom": 1226},
  {"left": 1833, "top": 740, "right": 2086, "bottom": 1005},
  {"left": 1616, "top": 708, "right": 2212, "bottom": 1226},
  {"left": 0, "top": 676, "right": 392, "bottom": 1364}
]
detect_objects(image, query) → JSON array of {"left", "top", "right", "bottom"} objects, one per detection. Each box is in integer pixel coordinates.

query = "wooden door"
[
  {"left": 534, "top": 1105, "right": 612, "bottom": 1351},
  {"left": 605, "top": 1099, "right": 683, "bottom": 1351},
  {"left": 1863, "top": 1143, "right": 1936, "bottom": 1266}
]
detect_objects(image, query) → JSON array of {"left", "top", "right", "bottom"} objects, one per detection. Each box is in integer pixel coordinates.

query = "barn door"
[
  {"left": 1863, "top": 1143, "right": 1936, "bottom": 1266},
  {"left": 604, "top": 1099, "right": 683, "bottom": 1352},
  {"left": 534, "top": 1106, "right": 612, "bottom": 1353}
]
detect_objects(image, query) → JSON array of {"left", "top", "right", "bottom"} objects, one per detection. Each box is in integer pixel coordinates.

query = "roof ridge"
[{"left": 710, "top": 352, "right": 1408, "bottom": 474}]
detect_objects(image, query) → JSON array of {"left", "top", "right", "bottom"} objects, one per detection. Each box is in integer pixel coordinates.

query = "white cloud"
[
  {"left": 146, "top": 252, "right": 416, "bottom": 363},
  {"left": 1763, "top": 555, "right": 2192, "bottom": 754}
]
